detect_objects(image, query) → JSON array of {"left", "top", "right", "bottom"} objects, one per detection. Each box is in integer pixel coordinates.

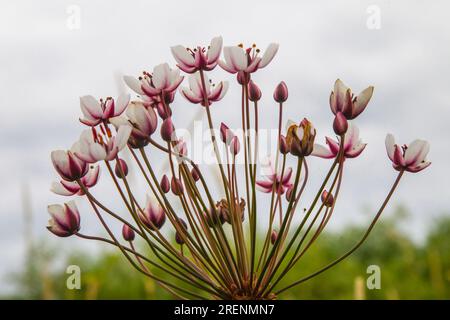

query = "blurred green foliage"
[{"left": 5, "top": 207, "right": 450, "bottom": 300}]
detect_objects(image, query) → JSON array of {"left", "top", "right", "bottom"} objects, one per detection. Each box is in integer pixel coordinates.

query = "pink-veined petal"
[
  {"left": 259, "top": 43, "right": 279, "bottom": 68},
  {"left": 152, "top": 63, "right": 171, "bottom": 89},
  {"left": 207, "top": 36, "right": 222, "bottom": 64},
  {"left": 346, "top": 142, "right": 367, "bottom": 158},
  {"left": 181, "top": 88, "right": 203, "bottom": 104},
  {"left": 171, "top": 45, "right": 195, "bottom": 67},
  {"left": 114, "top": 125, "right": 132, "bottom": 151},
  {"left": 228, "top": 46, "right": 247, "bottom": 71},
  {"left": 50, "top": 181, "right": 77, "bottom": 196},
  {"left": 80, "top": 95, "right": 103, "bottom": 119},
  {"left": 385, "top": 134, "right": 396, "bottom": 162},
  {"left": 407, "top": 161, "right": 431, "bottom": 173},
  {"left": 311, "top": 144, "right": 335, "bottom": 159},
  {"left": 123, "top": 76, "right": 145, "bottom": 95},
  {"left": 256, "top": 180, "right": 274, "bottom": 193},
  {"left": 113, "top": 93, "right": 130, "bottom": 117},
  {"left": 404, "top": 140, "right": 430, "bottom": 166},
  {"left": 352, "top": 86, "right": 374, "bottom": 118},
  {"left": 218, "top": 59, "right": 237, "bottom": 73}
]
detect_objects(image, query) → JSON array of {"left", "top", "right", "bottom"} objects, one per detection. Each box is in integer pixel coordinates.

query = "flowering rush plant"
[{"left": 48, "top": 36, "right": 431, "bottom": 300}]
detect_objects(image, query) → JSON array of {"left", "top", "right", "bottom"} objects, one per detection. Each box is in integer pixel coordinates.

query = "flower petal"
[
  {"left": 385, "top": 134, "right": 396, "bottom": 162},
  {"left": 171, "top": 45, "right": 195, "bottom": 67},
  {"left": 311, "top": 144, "right": 335, "bottom": 159},
  {"left": 124, "top": 76, "right": 145, "bottom": 95},
  {"left": 259, "top": 43, "right": 279, "bottom": 68},
  {"left": 207, "top": 36, "right": 223, "bottom": 64},
  {"left": 404, "top": 140, "right": 430, "bottom": 166},
  {"left": 352, "top": 86, "right": 374, "bottom": 118}
]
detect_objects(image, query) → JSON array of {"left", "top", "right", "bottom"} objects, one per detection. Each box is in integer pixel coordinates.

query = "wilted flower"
[
  {"left": 256, "top": 158, "right": 293, "bottom": 195},
  {"left": 73, "top": 125, "right": 132, "bottom": 163},
  {"left": 171, "top": 36, "right": 223, "bottom": 73},
  {"left": 217, "top": 198, "right": 246, "bottom": 224},
  {"left": 385, "top": 134, "right": 431, "bottom": 173},
  {"left": 180, "top": 72, "right": 228, "bottom": 106},
  {"left": 204, "top": 207, "right": 225, "bottom": 228},
  {"left": 122, "top": 224, "right": 135, "bottom": 241},
  {"left": 51, "top": 165, "right": 100, "bottom": 196},
  {"left": 286, "top": 118, "right": 316, "bottom": 157},
  {"left": 47, "top": 201, "right": 80, "bottom": 237},
  {"left": 124, "top": 63, "right": 184, "bottom": 98},
  {"left": 140, "top": 197, "right": 166, "bottom": 231},
  {"left": 51, "top": 149, "right": 89, "bottom": 182},
  {"left": 312, "top": 123, "right": 366, "bottom": 159},
  {"left": 329, "top": 79, "right": 374, "bottom": 120},
  {"left": 79, "top": 94, "right": 130, "bottom": 127},
  {"left": 219, "top": 43, "right": 279, "bottom": 74}
]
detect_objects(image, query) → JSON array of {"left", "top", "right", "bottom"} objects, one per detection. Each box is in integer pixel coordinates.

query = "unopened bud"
[
  {"left": 271, "top": 230, "right": 278, "bottom": 245},
  {"left": 160, "top": 174, "right": 170, "bottom": 193},
  {"left": 273, "top": 81, "right": 288, "bottom": 103},
  {"left": 171, "top": 177, "right": 184, "bottom": 196},
  {"left": 220, "top": 122, "right": 234, "bottom": 145},
  {"left": 321, "top": 190, "right": 334, "bottom": 207},
  {"left": 175, "top": 218, "right": 188, "bottom": 245},
  {"left": 161, "top": 117, "right": 175, "bottom": 142},
  {"left": 191, "top": 167, "right": 200, "bottom": 182},
  {"left": 279, "top": 135, "right": 289, "bottom": 154},
  {"left": 333, "top": 111, "right": 348, "bottom": 135},
  {"left": 115, "top": 158, "right": 128, "bottom": 179},
  {"left": 248, "top": 80, "right": 262, "bottom": 102},
  {"left": 122, "top": 224, "right": 135, "bottom": 241},
  {"left": 230, "top": 136, "right": 240, "bottom": 156}
]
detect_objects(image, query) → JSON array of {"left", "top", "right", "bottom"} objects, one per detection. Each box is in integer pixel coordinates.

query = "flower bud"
[
  {"left": 230, "top": 136, "right": 240, "bottom": 156},
  {"left": 271, "top": 230, "right": 278, "bottom": 245},
  {"left": 141, "top": 198, "right": 166, "bottom": 231},
  {"left": 160, "top": 174, "right": 170, "bottom": 193},
  {"left": 273, "top": 81, "right": 288, "bottom": 103},
  {"left": 122, "top": 224, "right": 135, "bottom": 241},
  {"left": 161, "top": 117, "right": 175, "bottom": 142},
  {"left": 279, "top": 135, "right": 289, "bottom": 154},
  {"left": 115, "top": 158, "right": 128, "bottom": 179},
  {"left": 321, "top": 190, "right": 334, "bottom": 207},
  {"left": 248, "top": 80, "right": 262, "bottom": 102},
  {"left": 47, "top": 201, "right": 80, "bottom": 237},
  {"left": 175, "top": 218, "right": 188, "bottom": 245},
  {"left": 156, "top": 103, "right": 172, "bottom": 119},
  {"left": 174, "top": 139, "right": 187, "bottom": 158},
  {"left": 171, "top": 177, "right": 184, "bottom": 196},
  {"left": 333, "top": 111, "right": 348, "bottom": 136},
  {"left": 191, "top": 167, "right": 200, "bottom": 182},
  {"left": 220, "top": 123, "right": 234, "bottom": 145}
]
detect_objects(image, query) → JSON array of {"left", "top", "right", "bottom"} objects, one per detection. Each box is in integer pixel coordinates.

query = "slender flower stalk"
[{"left": 48, "top": 37, "right": 430, "bottom": 300}]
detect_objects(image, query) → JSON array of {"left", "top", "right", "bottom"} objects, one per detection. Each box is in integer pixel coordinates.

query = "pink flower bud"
[
  {"left": 230, "top": 136, "right": 240, "bottom": 156},
  {"left": 160, "top": 174, "right": 170, "bottom": 193},
  {"left": 122, "top": 224, "right": 135, "bottom": 241},
  {"left": 248, "top": 80, "right": 262, "bottom": 102},
  {"left": 279, "top": 135, "right": 289, "bottom": 154},
  {"left": 115, "top": 158, "right": 128, "bottom": 179},
  {"left": 156, "top": 103, "right": 172, "bottom": 119},
  {"left": 271, "top": 230, "right": 278, "bottom": 245},
  {"left": 220, "top": 122, "right": 234, "bottom": 145},
  {"left": 171, "top": 177, "right": 184, "bottom": 196},
  {"left": 161, "top": 117, "right": 175, "bottom": 142},
  {"left": 333, "top": 111, "right": 348, "bottom": 135},
  {"left": 175, "top": 218, "right": 188, "bottom": 245},
  {"left": 273, "top": 81, "right": 288, "bottom": 103},
  {"left": 321, "top": 190, "right": 334, "bottom": 207},
  {"left": 191, "top": 167, "right": 200, "bottom": 182}
]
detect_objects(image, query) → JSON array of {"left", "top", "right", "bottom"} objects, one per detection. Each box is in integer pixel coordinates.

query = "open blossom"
[
  {"left": 51, "top": 149, "right": 89, "bottom": 182},
  {"left": 385, "top": 134, "right": 431, "bottom": 173},
  {"left": 180, "top": 72, "right": 228, "bottom": 106},
  {"left": 73, "top": 125, "right": 131, "bottom": 163},
  {"left": 330, "top": 79, "right": 374, "bottom": 120},
  {"left": 219, "top": 43, "right": 279, "bottom": 74},
  {"left": 124, "top": 63, "right": 184, "bottom": 98},
  {"left": 51, "top": 165, "right": 100, "bottom": 196},
  {"left": 47, "top": 201, "right": 80, "bottom": 237},
  {"left": 79, "top": 94, "right": 130, "bottom": 126},
  {"left": 171, "top": 36, "right": 222, "bottom": 73},
  {"left": 256, "top": 158, "right": 293, "bottom": 194},
  {"left": 312, "top": 123, "right": 366, "bottom": 159},
  {"left": 140, "top": 197, "right": 166, "bottom": 231}
]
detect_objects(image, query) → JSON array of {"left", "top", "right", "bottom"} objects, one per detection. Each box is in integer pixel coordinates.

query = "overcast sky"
[{"left": 1, "top": 0, "right": 449, "bottom": 294}]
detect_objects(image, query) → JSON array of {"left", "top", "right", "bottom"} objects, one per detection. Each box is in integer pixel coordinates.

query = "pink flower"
[
  {"left": 51, "top": 149, "right": 89, "bottom": 182},
  {"left": 124, "top": 63, "right": 184, "bottom": 98},
  {"left": 219, "top": 43, "right": 279, "bottom": 74},
  {"left": 256, "top": 158, "right": 293, "bottom": 194},
  {"left": 51, "top": 165, "right": 100, "bottom": 196},
  {"left": 79, "top": 94, "right": 130, "bottom": 126},
  {"left": 72, "top": 125, "right": 131, "bottom": 163},
  {"left": 330, "top": 79, "right": 374, "bottom": 120},
  {"left": 180, "top": 72, "right": 228, "bottom": 106},
  {"left": 140, "top": 197, "right": 166, "bottom": 231},
  {"left": 171, "top": 36, "right": 223, "bottom": 73},
  {"left": 385, "top": 134, "right": 431, "bottom": 173},
  {"left": 312, "top": 123, "right": 366, "bottom": 159},
  {"left": 47, "top": 201, "right": 80, "bottom": 237}
]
